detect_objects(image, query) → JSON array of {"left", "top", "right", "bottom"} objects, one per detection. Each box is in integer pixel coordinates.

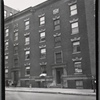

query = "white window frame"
[
  {"left": 72, "top": 41, "right": 81, "bottom": 54},
  {"left": 5, "top": 28, "right": 9, "bottom": 37},
  {"left": 25, "top": 51, "right": 30, "bottom": 60},
  {"left": 70, "top": 4, "right": 77, "bottom": 16},
  {"left": 40, "top": 48, "right": 46, "bottom": 59},
  {"left": 39, "top": 16, "right": 45, "bottom": 26},
  {"left": 4, "top": 10, "right": 7, "bottom": 18},
  {"left": 14, "top": 32, "right": 18, "bottom": 41},
  {"left": 25, "top": 36, "right": 30, "bottom": 45},
  {"left": 25, "top": 20, "right": 30, "bottom": 30},
  {"left": 53, "top": 8, "right": 59, "bottom": 14},
  {"left": 71, "top": 21, "right": 79, "bottom": 34},
  {"left": 40, "top": 32, "right": 45, "bottom": 42},
  {"left": 25, "top": 66, "right": 30, "bottom": 76}
]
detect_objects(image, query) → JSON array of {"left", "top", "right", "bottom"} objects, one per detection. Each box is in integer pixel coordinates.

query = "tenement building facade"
[{"left": 5, "top": 0, "right": 95, "bottom": 89}]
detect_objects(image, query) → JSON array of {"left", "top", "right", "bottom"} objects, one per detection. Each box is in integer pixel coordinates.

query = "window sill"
[
  {"left": 40, "top": 57, "right": 46, "bottom": 59},
  {"left": 72, "top": 52, "right": 81, "bottom": 54},
  {"left": 71, "top": 33, "right": 78, "bottom": 35},
  {"left": 70, "top": 14, "right": 77, "bottom": 17},
  {"left": 25, "top": 59, "right": 30, "bottom": 61},
  {"left": 74, "top": 73, "right": 82, "bottom": 75},
  {"left": 39, "top": 40, "right": 46, "bottom": 43},
  {"left": 25, "top": 75, "right": 30, "bottom": 77},
  {"left": 54, "top": 46, "right": 61, "bottom": 48},
  {"left": 25, "top": 43, "right": 30, "bottom": 45},
  {"left": 39, "top": 24, "right": 45, "bottom": 27}
]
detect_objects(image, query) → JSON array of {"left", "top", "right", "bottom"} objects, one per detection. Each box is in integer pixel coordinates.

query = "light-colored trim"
[
  {"left": 53, "top": 33, "right": 61, "bottom": 37},
  {"left": 72, "top": 51, "right": 81, "bottom": 54},
  {"left": 72, "top": 57, "right": 82, "bottom": 61},
  {"left": 53, "top": 16, "right": 60, "bottom": 20},
  {"left": 24, "top": 32, "right": 30, "bottom": 36},
  {"left": 69, "top": 18, "right": 79, "bottom": 23},
  {"left": 24, "top": 18, "right": 30, "bottom": 21},
  {"left": 39, "top": 29, "right": 46, "bottom": 32},
  {"left": 71, "top": 37, "right": 80, "bottom": 42},
  {"left": 13, "top": 43, "right": 19, "bottom": 46},
  {"left": 40, "top": 62, "right": 47, "bottom": 65},
  {"left": 38, "top": 13, "right": 45, "bottom": 17},
  {"left": 24, "top": 63, "right": 30, "bottom": 66},
  {"left": 24, "top": 47, "right": 30, "bottom": 51},
  {"left": 68, "top": 0, "right": 77, "bottom": 6},
  {"left": 39, "top": 45, "right": 46, "bottom": 48}
]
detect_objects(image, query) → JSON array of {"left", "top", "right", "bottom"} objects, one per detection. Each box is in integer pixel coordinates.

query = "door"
[
  {"left": 12, "top": 71, "right": 19, "bottom": 86},
  {"left": 56, "top": 68, "right": 63, "bottom": 84}
]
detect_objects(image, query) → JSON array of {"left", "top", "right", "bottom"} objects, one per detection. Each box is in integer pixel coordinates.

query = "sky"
[{"left": 4, "top": 0, "right": 47, "bottom": 11}]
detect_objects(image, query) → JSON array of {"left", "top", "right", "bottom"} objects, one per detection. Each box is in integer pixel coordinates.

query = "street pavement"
[
  {"left": 5, "top": 91, "right": 96, "bottom": 100},
  {"left": 5, "top": 87, "right": 96, "bottom": 96}
]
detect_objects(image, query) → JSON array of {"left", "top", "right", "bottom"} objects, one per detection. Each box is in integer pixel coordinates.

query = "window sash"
[
  {"left": 40, "top": 32, "right": 45, "bottom": 37},
  {"left": 54, "top": 25, "right": 60, "bottom": 31},
  {"left": 25, "top": 21, "right": 29, "bottom": 25},
  {"left": 54, "top": 19, "right": 60, "bottom": 26},
  {"left": 72, "top": 27, "right": 79, "bottom": 34},
  {"left": 53, "top": 8, "right": 59, "bottom": 14},
  {"left": 70, "top": 4, "right": 77, "bottom": 10},
  {"left": 71, "top": 9, "right": 77, "bottom": 16},
  {"left": 41, "top": 48, "right": 46, "bottom": 54}
]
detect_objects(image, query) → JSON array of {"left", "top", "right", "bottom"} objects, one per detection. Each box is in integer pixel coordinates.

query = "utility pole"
[{"left": 0, "top": 0, "right": 4, "bottom": 100}]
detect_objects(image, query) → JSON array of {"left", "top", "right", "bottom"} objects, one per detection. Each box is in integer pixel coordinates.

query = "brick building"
[{"left": 5, "top": 0, "right": 95, "bottom": 89}]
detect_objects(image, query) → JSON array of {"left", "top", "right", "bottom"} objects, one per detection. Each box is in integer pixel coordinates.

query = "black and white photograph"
[{"left": 3, "top": 0, "right": 96, "bottom": 100}]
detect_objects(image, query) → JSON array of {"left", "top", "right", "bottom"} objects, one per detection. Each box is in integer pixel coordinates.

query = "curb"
[{"left": 5, "top": 89, "right": 96, "bottom": 96}]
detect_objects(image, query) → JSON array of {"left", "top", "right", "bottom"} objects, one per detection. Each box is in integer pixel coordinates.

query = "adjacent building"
[
  {"left": 5, "top": 0, "right": 95, "bottom": 89},
  {"left": 4, "top": 5, "right": 19, "bottom": 19}
]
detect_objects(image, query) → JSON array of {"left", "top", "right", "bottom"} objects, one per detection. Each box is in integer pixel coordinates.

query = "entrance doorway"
[
  {"left": 11, "top": 71, "right": 20, "bottom": 86},
  {"left": 56, "top": 68, "right": 63, "bottom": 84}
]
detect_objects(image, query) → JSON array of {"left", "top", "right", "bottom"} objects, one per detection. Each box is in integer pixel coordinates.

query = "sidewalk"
[{"left": 5, "top": 87, "right": 96, "bottom": 96}]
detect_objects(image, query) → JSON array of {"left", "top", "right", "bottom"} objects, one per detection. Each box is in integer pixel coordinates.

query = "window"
[
  {"left": 54, "top": 19, "right": 60, "bottom": 26},
  {"left": 5, "top": 61, "right": 8, "bottom": 65},
  {"left": 5, "top": 28, "right": 9, "bottom": 37},
  {"left": 25, "top": 66, "right": 30, "bottom": 76},
  {"left": 40, "top": 48, "right": 46, "bottom": 58},
  {"left": 14, "top": 58, "right": 18, "bottom": 67},
  {"left": 41, "top": 65, "right": 46, "bottom": 73},
  {"left": 54, "top": 36, "right": 61, "bottom": 47},
  {"left": 74, "top": 62, "right": 82, "bottom": 74},
  {"left": 25, "top": 36, "right": 30, "bottom": 45},
  {"left": 14, "top": 32, "right": 18, "bottom": 41},
  {"left": 25, "top": 51, "right": 30, "bottom": 60},
  {"left": 54, "top": 19, "right": 60, "bottom": 31},
  {"left": 70, "top": 4, "right": 77, "bottom": 16},
  {"left": 55, "top": 52, "right": 62, "bottom": 64},
  {"left": 73, "top": 41, "right": 81, "bottom": 54},
  {"left": 5, "top": 41, "right": 9, "bottom": 50},
  {"left": 40, "top": 32, "right": 45, "bottom": 42},
  {"left": 10, "top": 12, "right": 13, "bottom": 16},
  {"left": 53, "top": 8, "right": 59, "bottom": 15},
  {"left": 71, "top": 22, "right": 79, "bottom": 34},
  {"left": 4, "top": 10, "right": 7, "bottom": 18},
  {"left": 39, "top": 16, "right": 45, "bottom": 26},
  {"left": 14, "top": 45, "right": 18, "bottom": 54},
  {"left": 76, "top": 80, "right": 83, "bottom": 89},
  {"left": 5, "top": 56, "right": 8, "bottom": 60},
  {"left": 5, "top": 69, "right": 8, "bottom": 74},
  {"left": 54, "top": 25, "right": 60, "bottom": 31},
  {"left": 25, "top": 20, "right": 29, "bottom": 30}
]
